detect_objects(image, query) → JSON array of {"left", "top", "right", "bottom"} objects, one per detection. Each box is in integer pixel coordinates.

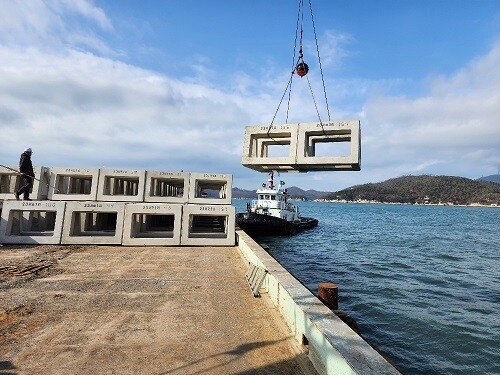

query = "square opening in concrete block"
[
  {"left": 69, "top": 212, "right": 118, "bottom": 237},
  {"left": 312, "top": 140, "right": 352, "bottom": 157},
  {"left": 250, "top": 135, "right": 293, "bottom": 158},
  {"left": 265, "top": 141, "right": 291, "bottom": 157},
  {"left": 149, "top": 178, "right": 185, "bottom": 198},
  {"left": 130, "top": 214, "right": 175, "bottom": 238},
  {"left": 55, "top": 175, "right": 94, "bottom": 195},
  {"left": 188, "top": 214, "right": 229, "bottom": 238},
  {"left": 5, "top": 210, "right": 57, "bottom": 236},
  {"left": 102, "top": 177, "right": 140, "bottom": 196},
  {"left": 306, "top": 132, "right": 352, "bottom": 157},
  {"left": 194, "top": 181, "right": 229, "bottom": 200}
]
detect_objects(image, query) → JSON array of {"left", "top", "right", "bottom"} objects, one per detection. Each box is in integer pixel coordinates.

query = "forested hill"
[{"left": 320, "top": 175, "right": 500, "bottom": 206}]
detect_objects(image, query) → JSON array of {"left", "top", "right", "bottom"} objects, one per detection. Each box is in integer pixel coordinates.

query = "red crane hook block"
[{"left": 295, "top": 62, "right": 309, "bottom": 77}]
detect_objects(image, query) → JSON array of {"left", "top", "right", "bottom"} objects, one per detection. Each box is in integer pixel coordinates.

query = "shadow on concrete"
[
  {"left": 158, "top": 337, "right": 310, "bottom": 375},
  {"left": 0, "top": 360, "right": 17, "bottom": 375}
]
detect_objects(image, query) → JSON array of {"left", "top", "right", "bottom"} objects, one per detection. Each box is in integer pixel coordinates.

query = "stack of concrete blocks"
[
  {"left": 0, "top": 167, "right": 235, "bottom": 247},
  {"left": 181, "top": 173, "right": 234, "bottom": 246},
  {"left": 241, "top": 120, "right": 361, "bottom": 172},
  {"left": 120, "top": 170, "right": 189, "bottom": 246}
]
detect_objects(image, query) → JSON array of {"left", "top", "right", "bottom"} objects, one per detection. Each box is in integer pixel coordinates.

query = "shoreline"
[{"left": 312, "top": 199, "right": 499, "bottom": 208}]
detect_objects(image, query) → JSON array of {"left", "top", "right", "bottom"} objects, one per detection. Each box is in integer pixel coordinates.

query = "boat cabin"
[{"left": 249, "top": 174, "right": 300, "bottom": 222}]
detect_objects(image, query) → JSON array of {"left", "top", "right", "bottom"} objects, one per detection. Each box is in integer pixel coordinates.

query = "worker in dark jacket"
[{"left": 16, "top": 148, "right": 35, "bottom": 201}]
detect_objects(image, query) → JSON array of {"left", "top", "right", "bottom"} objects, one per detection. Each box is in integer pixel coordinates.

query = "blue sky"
[{"left": 1, "top": 0, "right": 499, "bottom": 191}]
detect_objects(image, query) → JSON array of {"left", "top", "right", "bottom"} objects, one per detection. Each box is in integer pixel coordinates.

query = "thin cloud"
[
  {"left": 363, "top": 41, "right": 500, "bottom": 178},
  {"left": 0, "top": 0, "right": 114, "bottom": 55}
]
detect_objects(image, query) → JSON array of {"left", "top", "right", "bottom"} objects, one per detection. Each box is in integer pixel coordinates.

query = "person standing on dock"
[{"left": 15, "top": 147, "right": 35, "bottom": 201}]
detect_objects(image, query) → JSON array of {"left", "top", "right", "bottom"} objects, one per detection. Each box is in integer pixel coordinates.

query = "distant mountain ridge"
[
  {"left": 321, "top": 175, "right": 500, "bottom": 206},
  {"left": 478, "top": 174, "right": 500, "bottom": 184},
  {"left": 233, "top": 174, "right": 500, "bottom": 205}
]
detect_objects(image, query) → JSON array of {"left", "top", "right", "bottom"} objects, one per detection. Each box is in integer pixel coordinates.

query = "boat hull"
[{"left": 235, "top": 212, "right": 318, "bottom": 236}]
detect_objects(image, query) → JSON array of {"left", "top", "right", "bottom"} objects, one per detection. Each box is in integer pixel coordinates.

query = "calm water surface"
[{"left": 233, "top": 200, "right": 500, "bottom": 375}]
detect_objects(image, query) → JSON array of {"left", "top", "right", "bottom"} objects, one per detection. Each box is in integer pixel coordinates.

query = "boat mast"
[{"left": 267, "top": 171, "right": 275, "bottom": 189}]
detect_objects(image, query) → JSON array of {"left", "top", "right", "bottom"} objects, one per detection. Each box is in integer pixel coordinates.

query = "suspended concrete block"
[
  {"left": 61, "top": 201, "right": 125, "bottom": 245},
  {"left": 296, "top": 120, "right": 361, "bottom": 171},
  {"left": 144, "top": 170, "right": 189, "bottom": 203},
  {"left": 188, "top": 173, "right": 232, "bottom": 205},
  {"left": 96, "top": 169, "right": 146, "bottom": 202},
  {"left": 0, "top": 165, "right": 50, "bottom": 201},
  {"left": 0, "top": 200, "right": 66, "bottom": 245},
  {"left": 241, "top": 121, "right": 361, "bottom": 172},
  {"left": 48, "top": 167, "right": 100, "bottom": 201},
  {"left": 122, "top": 203, "right": 182, "bottom": 246},
  {"left": 180, "top": 204, "right": 235, "bottom": 246},
  {"left": 241, "top": 124, "right": 299, "bottom": 172}
]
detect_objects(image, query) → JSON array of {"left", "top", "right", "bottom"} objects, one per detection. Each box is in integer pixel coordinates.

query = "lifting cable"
[{"left": 267, "top": 0, "right": 331, "bottom": 140}]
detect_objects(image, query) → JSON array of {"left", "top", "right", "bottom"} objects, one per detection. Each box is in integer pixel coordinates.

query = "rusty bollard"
[{"left": 318, "top": 282, "right": 339, "bottom": 310}]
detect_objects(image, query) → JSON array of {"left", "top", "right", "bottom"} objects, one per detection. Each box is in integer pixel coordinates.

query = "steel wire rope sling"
[{"left": 267, "top": 0, "right": 332, "bottom": 144}]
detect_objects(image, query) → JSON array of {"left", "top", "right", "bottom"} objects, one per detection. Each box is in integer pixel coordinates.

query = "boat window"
[
  {"left": 265, "top": 195, "right": 270, "bottom": 199},
  {"left": 271, "top": 196, "right": 275, "bottom": 200},
  {"left": 259, "top": 195, "right": 264, "bottom": 199}
]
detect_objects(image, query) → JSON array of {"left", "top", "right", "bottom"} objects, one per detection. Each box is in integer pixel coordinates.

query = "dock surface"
[{"left": 0, "top": 245, "right": 315, "bottom": 375}]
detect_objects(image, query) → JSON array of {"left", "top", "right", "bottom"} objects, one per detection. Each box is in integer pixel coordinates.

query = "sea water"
[{"left": 233, "top": 200, "right": 500, "bottom": 375}]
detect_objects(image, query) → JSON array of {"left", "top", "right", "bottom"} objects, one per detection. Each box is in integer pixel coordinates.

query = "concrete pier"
[{"left": 0, "top": 244, "right": 315, "bottom": 375}]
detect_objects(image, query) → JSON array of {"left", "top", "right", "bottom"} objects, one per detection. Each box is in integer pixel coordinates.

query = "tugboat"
[{"left": 236, "top": 171, "right": 318, "bottom": 235}]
